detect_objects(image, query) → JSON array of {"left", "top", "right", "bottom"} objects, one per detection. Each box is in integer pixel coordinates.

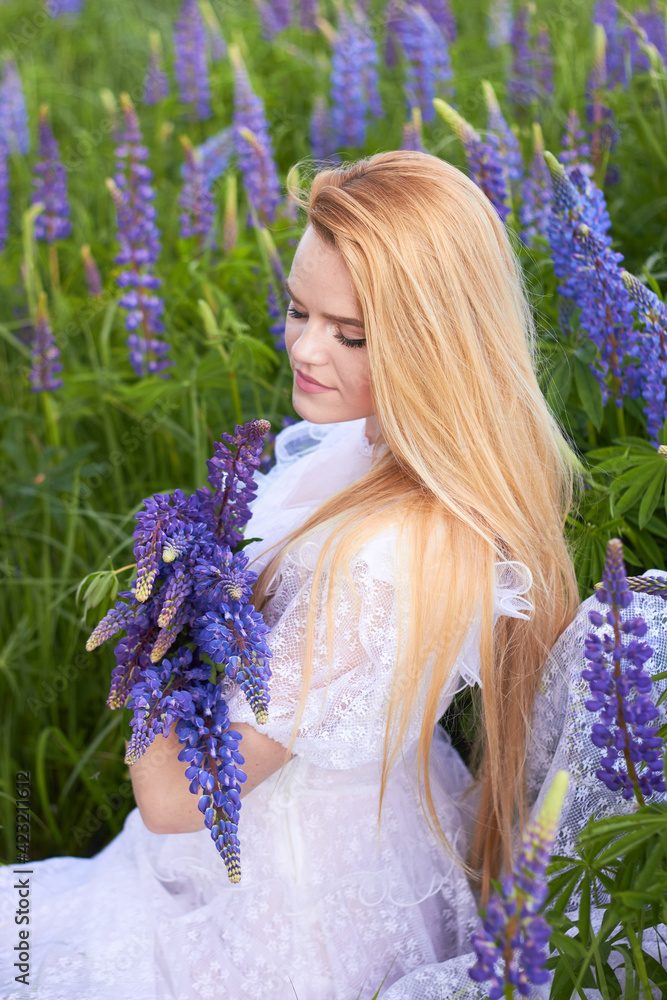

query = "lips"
[{"left": 295, "top": 370, "right": 329, "bottom": 388}]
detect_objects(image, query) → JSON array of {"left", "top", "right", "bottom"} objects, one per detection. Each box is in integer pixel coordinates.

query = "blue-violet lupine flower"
[
  {"left": 401, "top": 106, "right": 426, "bottom": 152},
  {"left": 174, "top": 0, "right": 212, "bottom": 120},
  {"left": 196, "top": 126, "right": 235, "bottom": 187},
  {"left": 179, "top": 135, "right": 216, "bottom": 249},
  {"left": 200, "top": 0, "right": 227, "bottom": 60},
  {"left": 86, "top": 419, "right": 273, "bottom": 883},
  {"left": 81, "top": 244, "right": 102, "bottom": 296},
  {"left": 420, "top": 0, "right": 456, "bottom": 45},
  {"left": 583, "top": 538, "right": 665, "bottom": 803},
  {"left": 143, "top": 31, "right": 170, "bottom": 105},
  {"left": 309, "top": 95, "right": 339, "bottom": 164},
  {"left": 30, "top": 291, "right": 63, "bottom": 392},
  {"left": 0, "top": 140, "right": 8, "bottom": 252},
  {"left": 392, "top": 4, "right": 453, "bottom": 125},
  {"left": 49, "top": 0, "right": 83, "bottom": 16},
  {"left": 544, "top": 153, "right": 639, "bottom": 408},
  {"left": 519, "top": 122, "right": 551, "bottom": 247},
  {"left": 299, "top": 0, "right": 318, "bottom": 32},
  {"left": 468, "top": 771, "right": 569, "bottom": 999},
  {"left": 31, "top": 105, "right": 72, "bottom": 244},
  {"left": 483, "top": 80, "right": 523, "bottom": 199},
  {"left": 257, "top": 0, "right": 292, "bottom": 41},
  {"left": 230, "top": 44, "right": 283, "bottom": 227},
  {"left": 106, "top": 93, "right": 170, "bottom": 378},
  {"left": 509, "top": 5, "right": 539, "bottom": 108},
  {"left": 593, "top": 0, "right": 629, "bottom": 87},
  {"left": 0, "top": 57, "right": 30, "bottom": 155},
  {"left": 329, "top": 9, "right": 384, "bottom": 147},
  {"left": 487, "top": 0, "right": 512, "bottom": 48},
  {"left": 621, "top": 272, "right": 667, "bottom": 446},
  {"left": 434, "top": 99, "right": 512, "bottom": 223},
  {"left": 559, "top": 109, "right": 592, "bottom": 174}
]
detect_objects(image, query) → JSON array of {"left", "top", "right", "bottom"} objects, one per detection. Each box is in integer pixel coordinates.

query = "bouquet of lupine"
[{"left": 85, "top": 418, "right": 273, "bottom": 883}]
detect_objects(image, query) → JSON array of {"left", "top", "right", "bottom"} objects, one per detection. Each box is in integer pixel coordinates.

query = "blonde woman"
[{"left": 0, "top": 151, "right": 583, "bottom": 1000}]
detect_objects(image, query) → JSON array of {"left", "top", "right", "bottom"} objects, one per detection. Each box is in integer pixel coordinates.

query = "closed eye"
[{"left": 286, "top": 306, "right": 366, "bottom": 349}]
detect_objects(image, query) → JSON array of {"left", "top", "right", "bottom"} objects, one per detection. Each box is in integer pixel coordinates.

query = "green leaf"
[
  {"left": 638, "top": 465, "right": 667, "bottom": 528},
  {"left": 546, "top": 357, "right": 572, "bottom": 417},
  {"left": 573, "top": 357, "right": 604, "bottom": 429},
  {"left": 610, "top": 463, "right": 665, "bottom": 518}
]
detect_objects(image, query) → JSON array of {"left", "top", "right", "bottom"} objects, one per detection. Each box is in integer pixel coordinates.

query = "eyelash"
[{"left": 286, "top": 306, "right": 366, "bottom": 349}]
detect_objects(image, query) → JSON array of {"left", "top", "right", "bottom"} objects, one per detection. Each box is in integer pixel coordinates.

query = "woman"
[{"left": 0, "top": 150, "right": 582, "bottom": 1000}]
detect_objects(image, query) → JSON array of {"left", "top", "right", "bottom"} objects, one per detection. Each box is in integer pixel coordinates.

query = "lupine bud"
[
  {"left": 143, "top": 31, "right": 170, "bottom": 105},
  {"left": 81, "top": 244, "right": 102, "bottom": 296}
]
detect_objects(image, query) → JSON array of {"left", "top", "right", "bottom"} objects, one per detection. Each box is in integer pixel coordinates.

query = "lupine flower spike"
[
  {"left": 468, "top": 771, "right": 570, "bottom": 997},
  {"left": 482, "top": 80, "right": 523, "bottom": 200},
  {"left": 509, "top": 4, "right": 538, "bottom": 110},
  {"left": 620, "top": 272, "right": 667, "bottom": 445},
  {"left": 199, "top": 0, "right": 227, "bottom": 60},
  {"left": 143, "top": 31, "right": 170, "bottom": 105},
  {"left": 30, "top": 291, "right": 63, "bottom": 393},
  {"left": 81, "top": 244, "right": 102, "bottom": 297},
  {"left": 257, "top": 0, "right": 292, "bottom": 41},
  {"left": 559, "top": 109, "right": 592, "bottom": 174},
  {"left": 0, "top": 57, "right": 30, "bottom": 155},
  {"left": 434, "top": 99, "right": 512, "bottom": 222},
  {"left": 179, "top": 135, "right": 217, "bottom": 250},
  {"left": 106, "top": 93, "right": 170, "bottom": 377},
  {"left": 48, "top": 0, "right": 83, "bottom": 17},
  {"left": 31, "top": 105, "right": 72, "bottom": 291},
  {"left": 487, "top": 0, "right": 512, "bottom": 48},
  {"left": 87, "top": 419, "right": 274, "bottom": 882},
  {"left": 174, "top": 0, "right": 212, "bottom": 120},
  {"left": 543, "top": 151, "right": 639, "bottom": 409},
  {"left": 230, "top": 45, "right": 283, "bottom": 227},
  {"left": 329, "top": 9, "right": 384, "bottom": 147},
  {"left": 583, "top": 538, "right": 665, "bottom": 803},
  {"left": 392, "top": 4, "right": 453, "bottom": 125},
  {"left": 519, "top": 122, "right": 551, "bottom": 247}
]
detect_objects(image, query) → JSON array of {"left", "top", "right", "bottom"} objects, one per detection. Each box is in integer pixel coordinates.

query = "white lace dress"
[{"left": 0, "top": 417, "right": 541, "bottom": 1000}]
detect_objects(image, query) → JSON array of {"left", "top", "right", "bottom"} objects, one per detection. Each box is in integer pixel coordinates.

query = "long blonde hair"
[{"left": 252, "top": 150, "right": 583, "bottom": 897}]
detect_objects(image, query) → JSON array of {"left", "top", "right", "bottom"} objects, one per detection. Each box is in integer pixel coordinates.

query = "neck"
[{"left": 364, "top": 414, "right": 381, "bottom": 446}]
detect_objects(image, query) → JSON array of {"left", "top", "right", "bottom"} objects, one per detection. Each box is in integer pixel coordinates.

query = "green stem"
[
  {"left": 616, "top": 405, "right": 626, "bottom": 439},
  {"left": 41, "top": 391, "right": 61, "bottom": 448},
  {"left": 49, "top": 244, "right": 60, "bottom": 293},
  {"left": 228, "top": 368, "right": 243, "bottom": 424}
]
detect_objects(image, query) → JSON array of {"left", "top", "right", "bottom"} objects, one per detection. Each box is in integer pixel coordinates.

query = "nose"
[{"left": 288, "top": 318, "right": 329, "bottom": 367}]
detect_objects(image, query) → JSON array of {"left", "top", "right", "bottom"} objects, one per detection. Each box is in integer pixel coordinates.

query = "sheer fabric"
[{"left": 0, "top": 416, "right": 640, "bottom": 1000}]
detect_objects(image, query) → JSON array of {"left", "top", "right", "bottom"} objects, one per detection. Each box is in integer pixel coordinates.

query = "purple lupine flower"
[
  {"left": 593, "top": 0, "right": 629, "bottom": 87},
  {"left": 48, "top": 0, "right": 83, "bottom": 16},
  {"left": 107, "top": 93, "right": 170, "bottom": 378},
  {"left": 87, "top": 418, "right": 275, "bottom": 884},
  {"left": 196, "top": 126, "right": 235, "bottom": 186},
  {"left": 536, "top": 24, "right": 554, "bottom": 98},
  {"left": 329, "top": 10, "right": 384, "bottom": 147},
  {"left": 257, "top": 223, "right": 288, "bottom": 350},
  {"left": 257, "top": 0, "right": 292, "bottom": 40},
  {"left": 434, "top": 99, "right": 512, "bottom": 222},
  {"left": 179, "top": 136, "right": 216, "bottom": 249},
  {"left": 468, "top": 771, "right": 569, "bottom": 998},
  {"left": 200, "top": 0, "right": 227, "bottom": 60},
  {"left": 384, "top": 0, "right": 404, "bottom": 68},
  {"left": 299, "top": 0, "right": 318, "bottom": 31},
  {"left": 583, "top": 538, "right": 665, "bottom": 803},
  {"left": 392, "top": 4, "right": 454, "bottom": 125},
  {"left": 29, "top": 291, "right": 63, "bottom": 392},
  {"left": 143, "top": 31, "right": 170, "bottom": 105},
  {"left": 629, "top": 1, "right": 667, "bottom": 74},
  {"left": 174, "top": 0, "right": 212, "bottom": 120},
  {"left": 487, "top": 0, "right": 512, "bottom": 48},
  {"left": 586, "top": 23, "right": 620, "bottom": 172},
  {"left": 544, "top": 154, "right": 640, "bottom": 408},
  {"left": 31, "top": 105, "right": 72, "bottom": 244},
  {"left": 0, "top": 140, "right": 8, "bottom": 252},
  {"left": 621, "top": 272, "right": 667, "bottom": 445},
  {"left": 509, "top": 4, "right": 539, "bottom": 108},
  {"left": 309, "top": 95, "right": 339, "bottom": 163},
  {"left": 401, "top": 106, "right": 426, "bottom": 152},
  {"left": 81, "top": 244, "right": 102, "bottom": 296},
  {"left": 559, "top": 109, "right": 593, "bottom": 173},
  {"left": 231, "top": 45, "right": 283, "bottom": 227},
  {"left": 519, "top": 122, "right": 551, "bottom": 247},
  {"left": 483, "top": 81, "right": 523, "bottom": 191},
  {"left": 0, "top": 57, "right": 30, "bottom": 155},
  {"left": 420, "top": 0, "right": 457, "bottom": 45}
]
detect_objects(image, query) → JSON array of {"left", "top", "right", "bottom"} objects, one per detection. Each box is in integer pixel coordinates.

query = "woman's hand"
[{"left": 127, "top": 724, "right": 295, "bottom": 835}]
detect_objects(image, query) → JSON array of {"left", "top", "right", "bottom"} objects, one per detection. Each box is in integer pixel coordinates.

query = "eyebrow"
[{"left": 283, "top": 279, "right": 365, "bottom": 329}]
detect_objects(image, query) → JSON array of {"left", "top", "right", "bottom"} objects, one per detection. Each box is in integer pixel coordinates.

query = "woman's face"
[{"left": 284, "top": 225, "right": 375, "bottom": 426}]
